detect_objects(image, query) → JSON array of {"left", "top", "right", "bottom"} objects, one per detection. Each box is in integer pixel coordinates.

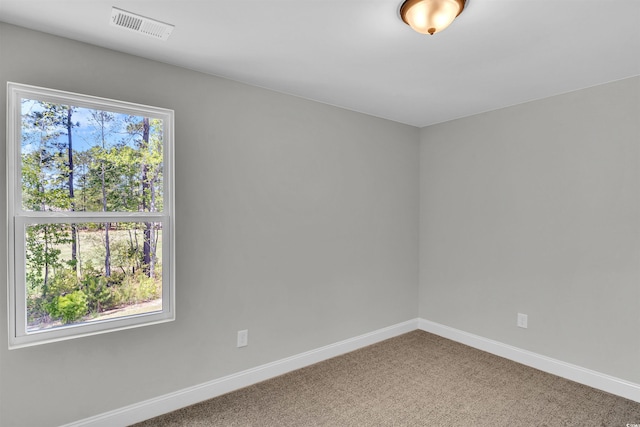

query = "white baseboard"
[
  {"left": 62, "top": 317, "right": 640, "bottom": 426},
  {"left": 418, "top": 318, "right": 640, "bottom": 403},
  {"left": 61, "top": 319, "right": 419, "bottom": 427}
]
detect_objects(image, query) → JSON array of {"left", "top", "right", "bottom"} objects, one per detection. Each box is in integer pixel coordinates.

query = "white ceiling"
[{"left": 1, "top": 0, "right": 639, "bottom": 127}]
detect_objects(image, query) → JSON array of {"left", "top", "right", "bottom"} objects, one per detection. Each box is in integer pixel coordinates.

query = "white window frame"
[{"left": 6, "top": 82, "right": 175, "bottom": 349}]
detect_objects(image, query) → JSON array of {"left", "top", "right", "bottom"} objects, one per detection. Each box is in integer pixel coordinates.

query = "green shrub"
[
  {"left": 27, "top": 296, "right": 47, "bottom": 324},
  {"left": 46, "top": 268, "right": 80, "bottom": 299},
  {"left": 137, "top": 274, "right": 160, "bottom": 302},
  {"left": 112, "top": 272, "right": 161, "bottom": 305},
  {"left": 50, "top": 290, "right": 88, "bottom": 324},
  {"left": 82, "top": 274, "right": 114, "bottom": 313},
  {"left": 41, "top": 268, "right": 81, "bottom": 322}
]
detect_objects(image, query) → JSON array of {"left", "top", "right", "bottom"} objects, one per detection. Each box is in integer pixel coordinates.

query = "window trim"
[{"left": 7, "top": 82, "right": 175, "bottom": 349}]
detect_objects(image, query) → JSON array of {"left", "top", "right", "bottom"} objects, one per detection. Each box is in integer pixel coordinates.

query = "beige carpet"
[{"left": 132, "top": 330, "right": 640, "bottom": 426}]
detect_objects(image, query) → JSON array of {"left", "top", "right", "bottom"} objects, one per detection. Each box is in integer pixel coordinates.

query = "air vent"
[{"left": 110, "top": 7, "right": 174, "bottom": 41}]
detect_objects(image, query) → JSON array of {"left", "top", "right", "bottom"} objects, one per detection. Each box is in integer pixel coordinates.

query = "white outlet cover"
[
  {"left": 517, "top": 313, "right": 528, "bottom": 329},
  {"left": 237, "top": 329, "right": 248, "bottom": 347}
]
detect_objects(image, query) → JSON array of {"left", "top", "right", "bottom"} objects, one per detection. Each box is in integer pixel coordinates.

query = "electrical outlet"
[
  {"left": 237, "top": 329, "right": 248, "bottom": 347},
  {"left": 517, "top": 313, "right": 528, "bottom": 329}
]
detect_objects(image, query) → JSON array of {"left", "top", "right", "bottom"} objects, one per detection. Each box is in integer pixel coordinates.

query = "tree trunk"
[
  {"left": 148, "top": 173, "right": 157, "bottom": 278},
  {"left": 43, "top": 226, "right": 50, "bottom": 288},
  {"left": 141, "top": 118, "right": 152, "bottom": 277},
  {"left": 104, "top": 223, "right": 111, "bottom": 277},
  {"left": 103, "top": 166, "right": 111, "bottom": 277},
  {"left": 67, "top": 108, "right": 78, "bottom": 273},
  {"left": 100, "top": 112, "right": 111, "bottom": 277}
]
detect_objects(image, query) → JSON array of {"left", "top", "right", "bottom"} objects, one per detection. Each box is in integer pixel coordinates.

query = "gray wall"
[
  {"left": 419, "top": 76, "right": 640, "bottom": 383},
  {"left": 0, "top": 23, "right": 419, "bottom": 426}
]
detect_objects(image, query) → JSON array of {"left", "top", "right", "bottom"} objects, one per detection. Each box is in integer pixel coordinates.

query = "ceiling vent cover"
[{"left": 110, "top": 7, "right": 174, "bottom": 40}]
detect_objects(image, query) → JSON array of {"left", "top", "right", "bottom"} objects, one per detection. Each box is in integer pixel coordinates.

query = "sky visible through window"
[{"left": 22, "top": 100, "right": 150, "bottom": 154}]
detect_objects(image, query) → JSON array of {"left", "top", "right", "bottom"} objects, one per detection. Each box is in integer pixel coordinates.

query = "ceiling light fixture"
[{"left": 400, "top": 0, "right": 466, "bottom": 35}]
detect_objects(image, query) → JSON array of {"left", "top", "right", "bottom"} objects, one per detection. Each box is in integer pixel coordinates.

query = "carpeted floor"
[{"left": 132, "top": 330, "right": 640, "bottom": 426}]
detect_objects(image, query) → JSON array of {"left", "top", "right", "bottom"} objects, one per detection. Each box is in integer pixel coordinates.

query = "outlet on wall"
[
  {"left": 237, "top": 329, "right": 248, "bottom": 347},
  {"left": 517, "top": 313, "right": 528, "bottom": 329}
]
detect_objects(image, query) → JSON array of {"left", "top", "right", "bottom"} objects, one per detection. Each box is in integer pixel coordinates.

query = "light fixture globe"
[{"left": 400, "top": 0, "right": 466, "bottom": 35}]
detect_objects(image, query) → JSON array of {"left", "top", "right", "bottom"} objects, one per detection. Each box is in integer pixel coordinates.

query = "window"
[{"left": 7, "top": 82, "right": 175, "bottom": 348}]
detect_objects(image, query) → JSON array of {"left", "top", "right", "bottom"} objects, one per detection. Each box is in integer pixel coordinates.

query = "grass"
[{"left": 55, "top": 225, "right": 163, "bottom": 271}]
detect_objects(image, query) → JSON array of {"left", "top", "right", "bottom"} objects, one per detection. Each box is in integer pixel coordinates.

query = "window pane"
[
  {"left": 20, "top": 99, "right": 164, "bottom": 213},
  {"left": 25, "top": 221, "right": 163, "bottom": 332}
]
